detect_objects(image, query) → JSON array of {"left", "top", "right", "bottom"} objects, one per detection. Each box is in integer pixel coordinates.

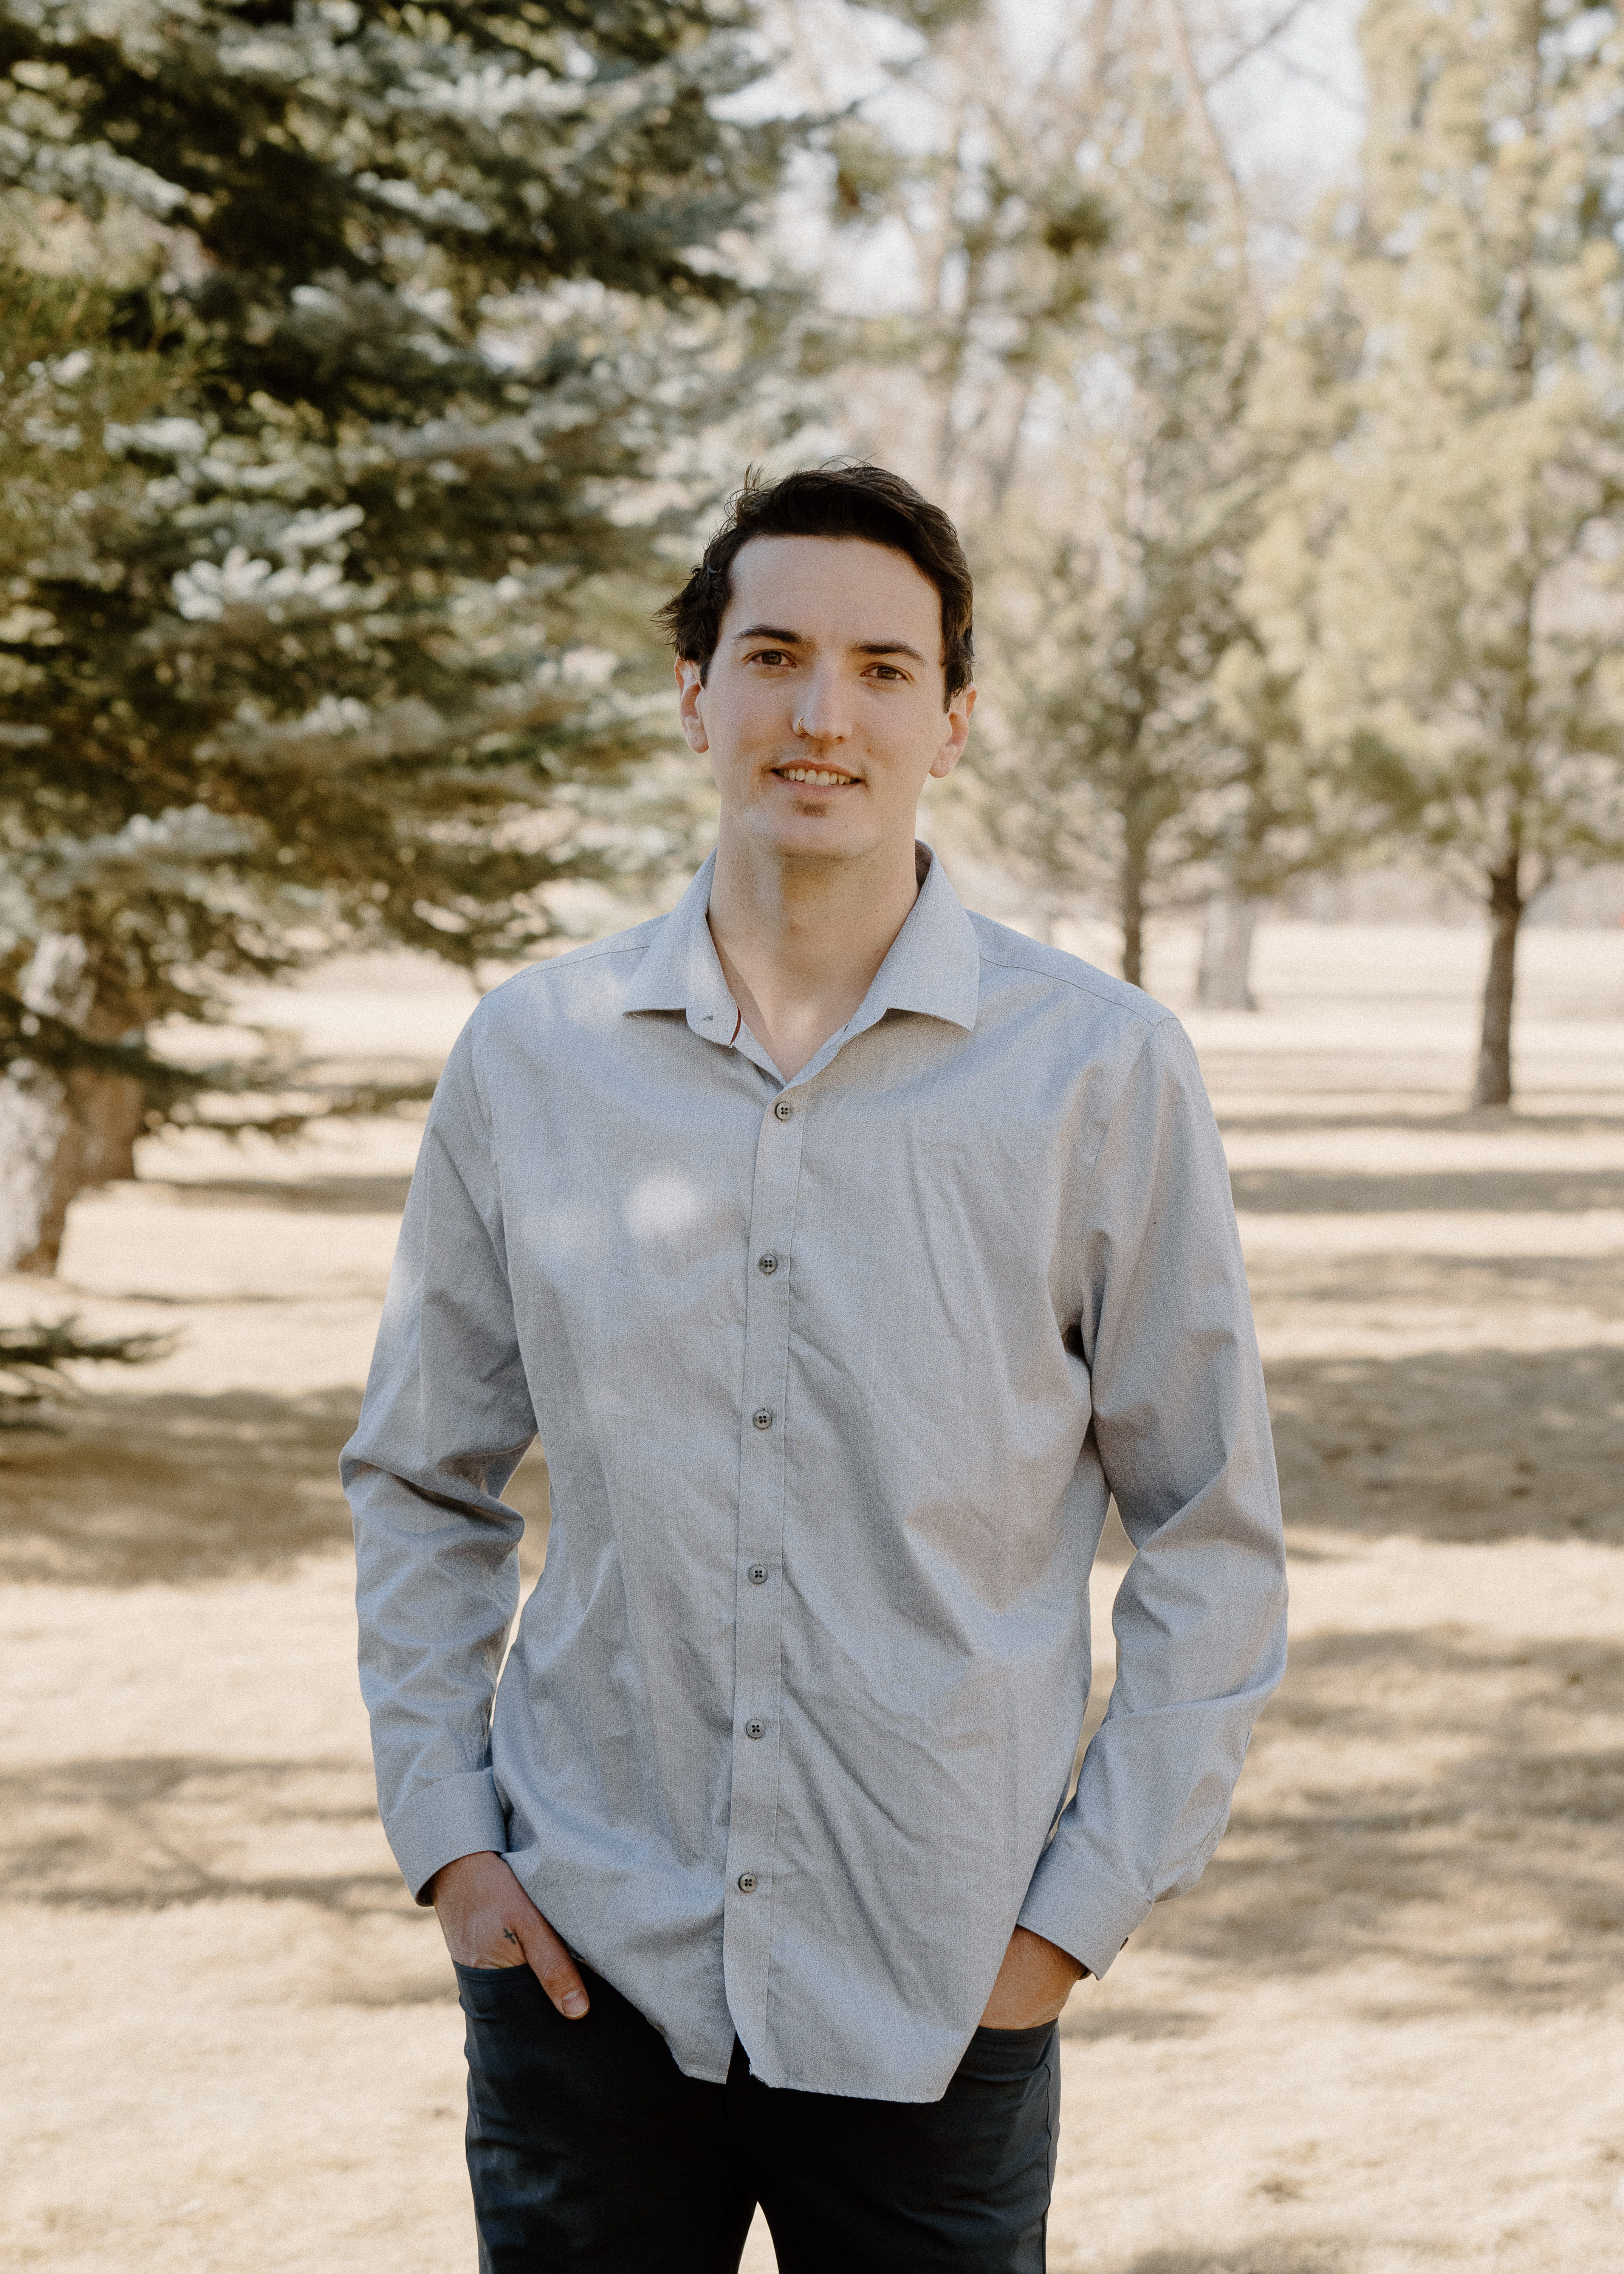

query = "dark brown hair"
[{"left": 656, "top": 463, "right": 974, "bottom": 705}]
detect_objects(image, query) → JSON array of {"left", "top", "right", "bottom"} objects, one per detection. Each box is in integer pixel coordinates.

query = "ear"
[
  {"left": 930, "top": 682, "right": 975, "bottom": 779},
  {"left": 676, "top": 658, "right": 709, "bottom": 754}
]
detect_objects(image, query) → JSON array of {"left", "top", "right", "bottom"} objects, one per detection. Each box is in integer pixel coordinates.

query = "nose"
[{"left": 791, "top": 663, "right": 852, "bottom": 745}]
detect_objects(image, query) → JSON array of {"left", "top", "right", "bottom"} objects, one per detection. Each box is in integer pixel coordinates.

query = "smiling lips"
[{"left": 774, "top": 765, "right": 860, "bottom": 788}]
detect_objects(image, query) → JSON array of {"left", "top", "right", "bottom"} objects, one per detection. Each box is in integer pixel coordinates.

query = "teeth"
[{"left": 779, "top": 768, "right": 855, "bottom": 787}]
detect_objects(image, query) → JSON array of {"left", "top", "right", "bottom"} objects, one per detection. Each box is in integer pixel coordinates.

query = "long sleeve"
[
  {"left": 342, "top": 1019, "right": 537, "bottom": 1902},
  {"left": 338, "top": 863, "right": 1286, "bottom": 2100},
  {"left": 1017, "top": 1017, "right": 1288, "bottom": 1979}
]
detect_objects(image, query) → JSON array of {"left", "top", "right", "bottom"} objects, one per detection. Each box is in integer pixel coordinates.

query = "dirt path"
[{"left": 3, "top": 922, "right": 1622, "bottom": 2274}]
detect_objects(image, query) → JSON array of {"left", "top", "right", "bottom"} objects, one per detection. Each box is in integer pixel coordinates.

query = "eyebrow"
[{"left": 732, "top": 623, "right": 930, "bottom": 665}]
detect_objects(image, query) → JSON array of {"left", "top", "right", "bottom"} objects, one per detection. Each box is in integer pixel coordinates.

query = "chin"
[{"left": 766, "top": 817, "right": 868, "bottom": 861}]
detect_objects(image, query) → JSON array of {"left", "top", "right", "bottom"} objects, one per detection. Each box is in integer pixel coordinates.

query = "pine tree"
[
  {"left": 1248, "top": 0, "right": 1624, "bottom": 1104},
  {"left": 0, "top": 0, "right": 788, "bottom": 1268},
  {"left": 975, "top": 33, "right": 1266, "bottom": 988}
]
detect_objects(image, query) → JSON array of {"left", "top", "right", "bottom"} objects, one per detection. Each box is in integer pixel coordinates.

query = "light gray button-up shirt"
[{"left": 344, "top": 845, "right": 1286, "bottom": 2103}]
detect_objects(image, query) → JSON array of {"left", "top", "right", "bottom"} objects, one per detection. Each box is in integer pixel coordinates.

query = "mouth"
[{"left": 772, "top": 764, "right": 862, "bottom": 789}]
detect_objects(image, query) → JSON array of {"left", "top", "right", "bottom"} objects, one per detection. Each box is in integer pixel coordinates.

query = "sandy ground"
[{"left": 3, "top": 915, "right": 1624, "bottom": 2274}]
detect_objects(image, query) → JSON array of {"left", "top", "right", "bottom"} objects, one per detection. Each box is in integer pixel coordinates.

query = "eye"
[
  {"left": 867, "top": 663, "right": 907, "bottom": 682},
  {"left": 747, "top": 648, "right": 792, "bottom": 667}
]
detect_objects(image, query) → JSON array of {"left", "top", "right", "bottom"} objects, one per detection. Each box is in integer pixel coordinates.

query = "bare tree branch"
[
  {"left": 1261, "top": 45, "right": 1364, "bottom": 113},
  {"left": 1201, "top": 0, "right": 1318, "bottom": 93},
  {"left": 1159, "top": 0, "right": 1251, "bottom": 263}
]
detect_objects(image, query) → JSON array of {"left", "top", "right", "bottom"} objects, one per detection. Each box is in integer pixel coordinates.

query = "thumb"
[{"left": 522, "top": 1915, "right": 590, "bottom": 2020}]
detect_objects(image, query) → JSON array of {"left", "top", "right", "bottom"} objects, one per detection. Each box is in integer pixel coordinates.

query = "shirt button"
[
  {"left": 744, "top": 1718, "right": 765, "bottom": 1740},
  {"left": 747, "top": 1562, "right": 768, "bottom": 1585},
  {"left": 757, "top": 1253, "right": 779, "bottom": 1275},
  {"left": 773, "top": 1099, "right": 793, "bottom": 1121},
  {"left": 737, "top": 1872, "right": 758, "bottom": 1893},
  {"left": 752, "top": 1407, "right": 774, "bottom": 1430}
]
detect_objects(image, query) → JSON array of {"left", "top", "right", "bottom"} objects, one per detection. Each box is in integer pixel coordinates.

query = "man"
[{"left": 344, "top": 463, "right": 1287, "bottom": 2272}]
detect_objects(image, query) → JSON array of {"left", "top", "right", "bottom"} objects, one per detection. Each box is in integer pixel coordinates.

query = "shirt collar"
[
  {"left": 620, "top": 852, "right": 736, "bottom": 1041},
  {"left": 622, "top": 841, "right": 981, "bottom": 1052},
  {"left": 858, "top": 841, "right": 980, "bottom": 1033}
]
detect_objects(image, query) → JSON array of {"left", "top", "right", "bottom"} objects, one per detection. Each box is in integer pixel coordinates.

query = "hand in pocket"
[{"left": 430, "top": 1850, "right": 590, "bottom": 2018}]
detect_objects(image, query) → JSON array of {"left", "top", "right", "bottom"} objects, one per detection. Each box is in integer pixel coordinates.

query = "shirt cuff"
[
  {"left": 384, "top": 1769, "right": 510, "bottom": 1905},
  {"left": 1017, "top": 1845, "right": 1151, "bottom": 1981}
]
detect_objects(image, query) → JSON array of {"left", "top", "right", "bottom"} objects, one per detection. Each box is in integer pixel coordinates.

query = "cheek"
[
  {"left": 879, "top": 717, "right": 948, "bottom": 790},
  {"left": 710, "top": 683, "right": 782, "bottom": 751}
]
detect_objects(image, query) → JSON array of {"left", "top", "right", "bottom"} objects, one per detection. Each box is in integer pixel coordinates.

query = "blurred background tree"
[
  {"left": 0, "top": 0, "right": 794, "bottom": 1270},
  {"left": 978, "top": 32, "right": 1262, "bottom": 991},
  {"left": 4, "top": 0, "right": 1618, "bottom": 1270},
  {"left": 1246, "top": 0, "right": 1624, "bottom": 1104},
  {"left": 798, "top": 0, "right": 1624, "bottom": 1060},
  {"left": 779, "top": 0, "right": 1349, "bottom": 996}
]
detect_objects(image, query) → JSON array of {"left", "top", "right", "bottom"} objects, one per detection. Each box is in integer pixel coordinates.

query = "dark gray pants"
[{"left": 457, "top": 1960, "right": 1060, "bottom": 2272}]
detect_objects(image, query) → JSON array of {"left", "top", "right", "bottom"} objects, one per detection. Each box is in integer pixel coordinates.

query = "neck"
[{"left": 706, "top": 827, "right": 924, "bottom": 1081}]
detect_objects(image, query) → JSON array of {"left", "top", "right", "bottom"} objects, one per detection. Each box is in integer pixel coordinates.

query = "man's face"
[{"left": 677, "top": 535, "right": 974, "bottom": 866}]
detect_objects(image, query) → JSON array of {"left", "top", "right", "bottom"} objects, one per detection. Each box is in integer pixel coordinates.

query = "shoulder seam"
[
  {"left": 545, "top": 930, "right": 655, "bottom": 966},
  {"left": 494, "top": 932, "right": 655, "bottom": 985},
  {"left": 974, "top": 939, "right": 1176, "bottom": 1029}
]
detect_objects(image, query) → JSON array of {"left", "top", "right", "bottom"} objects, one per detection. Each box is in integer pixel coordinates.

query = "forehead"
[{"left": 723, "top": 535, "right": 942, "bottom": 644}]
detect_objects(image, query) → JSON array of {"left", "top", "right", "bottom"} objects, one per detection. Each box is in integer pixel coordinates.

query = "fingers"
[
  {"left": 521, "top": 1913, "right": 590, "bottom": 2019},
  {"left": 430, "top": 1852, "right": 588, "bottom": 2014}
]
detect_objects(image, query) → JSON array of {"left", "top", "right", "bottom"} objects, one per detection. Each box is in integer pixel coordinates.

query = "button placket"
[{"left": 722, "top": 1084, "right": 805, "bottom": 2046}]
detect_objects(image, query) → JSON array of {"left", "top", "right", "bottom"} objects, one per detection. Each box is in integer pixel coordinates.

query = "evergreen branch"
[
  {"left": 0, "top": 993, "right": 437, "bottom": 1131},
  {"left": 0, "top": 1315, "right": 176, "bottom": 1418},
  {"left": 0, "top": 992, "right": 211, "bottom": 1104},
  {"left": 173, "top": 1072, "right": 441, "bottom": 1139}
]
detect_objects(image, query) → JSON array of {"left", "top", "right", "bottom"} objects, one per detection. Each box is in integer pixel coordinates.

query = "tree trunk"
[
  {"left": 0, "top": 933, "right": 150, "bottom": 1273},
  {"left": 0, "top": 1068, "right": 70, "bottom": 1275},
  {"left": 0, "top": 1065, "right": 145, "bottom": 1276},
  {"left": 1195, "top": 891, "right": 1260, "bottom": 1010},
  {"left": 1120, "top": 835, "right": 1147, "bottom": 988},
  {"left": 1472, "top": 856, "right": 1523, "bottom": 1108}
]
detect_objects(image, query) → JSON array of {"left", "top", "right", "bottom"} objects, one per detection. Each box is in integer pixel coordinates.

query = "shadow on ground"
[
  {"left": 1061, "top": 1999, "right": 1210, "bottom": 2044},
  {"left": 1108, "top": 2246, "right": 1349, "bottom": 2274},
  {"left": 1233, "top": 1166, "right": 1624, "bottom": 1213},
  {"left": 1256, "top": 1251, "right": 1624, "bottom": 1313},
  {"left": 1137, "top": 1628, "right": 1624, "bottom": 2009},
  {"left": 0, "top": 1389, "right": 551, "bottom": 1584},
  {"left": 146, "top": 1174, "right": 416, "bottom": 1215},
  {"left": 1267, "top": 1346, "right": 1624, "bottom": 1546},
  {"left": 0, "top": 1753, "right": 403, "bottom": 1912},
  {"left": 1218, "top": 1110, "right": 1624, "bottom": 1137},
  {"left": 1110, "top": 2247, "right": 1348, "bottom": 2274}
]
